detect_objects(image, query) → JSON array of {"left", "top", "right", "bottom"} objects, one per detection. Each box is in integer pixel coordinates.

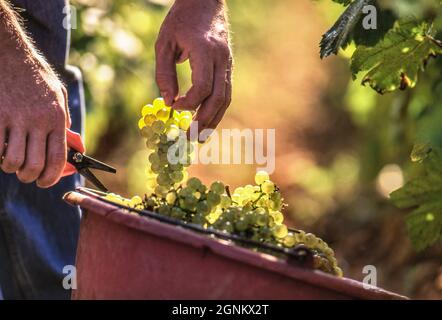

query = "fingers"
[
  {"left": 192, "top": 65, "right": 226, "bottom": 134},
  {"left": 192, "top": 54, "right": 232, "bottom": 137},
  {"left": 16, "top": 131, "right": 46, "bottom": 183},
  {"left": 173, "top": 50, "right": 214, "bottom": 110},
  {"left": 207, "top": 57, "right": 233, "bottom": 130},
  {"left": 37, "top": 127, "right": 66, "bottom": 188},
  {"left": 155, "top": 40, "right": 179, "bottom": 106},
  {"left": 1, "top": 127, "right": 26, "bottom": 174}
]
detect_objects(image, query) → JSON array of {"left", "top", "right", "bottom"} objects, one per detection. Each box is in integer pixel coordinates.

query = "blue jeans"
[{"left": 0, "top": 66, "right": 84, "bottom": 300}]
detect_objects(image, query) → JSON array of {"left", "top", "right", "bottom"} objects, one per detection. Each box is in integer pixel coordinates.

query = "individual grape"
[
  {"left": 153, "top": 97, "right": 166, "bottom": 111},
  {"left": 192, "top": 213, "right": 206, "bottom": 225},
  {"left": 256, "top": 197, "right": 268, "bottom": 208},
  {"left": 231, "top": 193, "right": 241, "bottom": 204},
  {"left": 179, "top": 115, "right": 192, "bottom": 130},
  {"left": 150, "top": 162, "right": 162, "bottom": 174},
  {"left": 283, "top": 232, "right": 297, "bottom": 247},
  {"left": 148, "top": 153, "right": 160, "bottom": 165},
  {"left": 142, "top": 104, "right": 155, "bottom": 116},
  {"left": 256, "top": 213, "right": 268, "bottom": 227},
  {"left": 156, "top": 107, "right": 170, "bottom": 122},
  {"left": 207, "top": 191, "right": 221, "bottom": 207},
  {"left": 187, "top": 177, "right": 202, "bottom": 191},
  {"left": 234, "top": 187, "right": 244, "bottom": 195},
  {"left": 152, "top": 120, "right": 165, "bottom": 134},
  {"left": 272, "top": 224, "right": 288, "bottom": 239},
  {"left": 303, "top": 233, "right": 318, "bottom": 247},
  {"left": 244, "top": 184, "right": 255, "bottom": 197},
  {"left": 170, "top": 171, "right": 184, "bottom": 183},
  {"left": 255, "top": 171, "right": 270, "bottom": 185},
  {"left": 244, "top": 212, "right": 256, "bottom": 225},
  {"left": 254, "top": 207, "right": 267, "bottom": 215},
  {"left": 222, "top": 208, "right": 235, "bottom": 222},
  {"left": 154, "top": 185, "right": 168, "bottom": 198},
  {"left": 271, "top": 211, "right": 284, "bottom": 225},
  {"left": 210, "top": 181, "right": 225, "bottom": 194},
  {"left": 197, "top": 183, "right": 207, "bottom": 193},
  {"left": 146, "top": 137, "right": 160, "bottom": 149},
  {"left": 179, "top": 187, "right": 193, "bottom": 198},
  {"left": 157, "top": 172, "right": 172, "bottom": 186},
  {"left": 166, "top": 192, "right": 177, "bottom": 205},
  {"left": 141, "top": 126, "right": 154, "bottom": 139},
  {"left": 261, "top": 180, "right": 275, "bottom": 194},
  {"left": 138, "top": 118, "right": 146, "bottom": 129},
  {"left": 235, "top": 217, "right": 248, "bottom": 232},
  {"left": 144, "top": 114, "right": 156, "bottom": 126},
  {"left": 166, "top": 125, "right": 180, "bottom": 140},
  {"left": 180, "top": 111, "right": 192, "bottom": 118},
  {"left": 169, "top": 163, "right": 183, "bottom": 171},
  {"left": 183, "top": 196, "right": 198, "bottom": 211},
  {"left": 196, "top": 200, "right": 211, "bottom": 215}
]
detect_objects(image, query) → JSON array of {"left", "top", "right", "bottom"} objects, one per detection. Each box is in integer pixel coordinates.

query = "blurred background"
[{"left": 69, "top": 0, "right": 442, "bottom": 299}]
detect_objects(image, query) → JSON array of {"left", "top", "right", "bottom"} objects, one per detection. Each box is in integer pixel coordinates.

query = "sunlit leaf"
[
  {"left": 351, "top": 18, "right": 442, "bottom": 94},
  {"left": 390, "top": 147, "right": 442, "bottom": 250}
]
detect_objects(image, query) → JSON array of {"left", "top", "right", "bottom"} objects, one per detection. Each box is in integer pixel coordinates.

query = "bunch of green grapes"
[
  {"left": 104, "top": 98, "right": 343, "bottom": 277},
  {"left": 137, "top": 98, "right": 194, "bottom": 198}
]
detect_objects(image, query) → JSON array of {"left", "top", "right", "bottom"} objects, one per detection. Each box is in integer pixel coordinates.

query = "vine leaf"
[
  {"left": 351, "top": 18, "right": 442, "bottom": 94},
  {"left": 390, "top": 147, "right": 442, "bottom": 251}
]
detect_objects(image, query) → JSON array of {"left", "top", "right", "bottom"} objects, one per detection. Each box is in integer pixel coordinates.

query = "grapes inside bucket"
[{"left": 104, "top": 97, "right": 343, "bottom": 277}]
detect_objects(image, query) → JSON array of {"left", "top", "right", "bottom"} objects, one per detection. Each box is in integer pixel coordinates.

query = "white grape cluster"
[
  {"left": 138, "top": 98, "right": 194, "bottom": 197},
  {"left": 104, "top": 98, "right": 343, "bottom": 277}
]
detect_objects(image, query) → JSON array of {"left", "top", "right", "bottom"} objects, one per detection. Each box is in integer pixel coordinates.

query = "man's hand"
[
  {"left": 0, "top": 1, "right": 70, "bottom": 188},
  {"left": 155, "top": 0, "right": 232, "bottom": 136}
]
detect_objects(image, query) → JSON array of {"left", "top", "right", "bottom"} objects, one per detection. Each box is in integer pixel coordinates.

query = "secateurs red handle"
[
  {"left": 63, "top": 129, "right": 86, "bottom": 177},
  {"left": 63, "top": 129, "right": 116, "bottom": 192}
]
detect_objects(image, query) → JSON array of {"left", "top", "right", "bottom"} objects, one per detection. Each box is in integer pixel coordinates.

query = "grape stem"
[{"left": 225, "top": 185, "right": 232, "bottom": 198}]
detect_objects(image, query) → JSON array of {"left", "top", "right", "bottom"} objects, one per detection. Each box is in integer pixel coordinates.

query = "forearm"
[{"left": 0, "top": 0, "right": 50, "bottom": 71}]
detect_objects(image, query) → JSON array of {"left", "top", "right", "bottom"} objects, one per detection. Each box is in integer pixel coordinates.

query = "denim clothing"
[{"left": 0, "top": 0, "right": 84, "bottom": 299}]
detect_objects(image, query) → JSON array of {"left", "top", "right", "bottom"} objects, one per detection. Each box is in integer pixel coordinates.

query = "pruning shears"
[{"left": 63, "top": 129, "right": 116, "bottom": 192}]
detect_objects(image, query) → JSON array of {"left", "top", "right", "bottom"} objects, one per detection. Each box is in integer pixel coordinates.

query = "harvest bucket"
[{"left": 63, "top": 188, "right": 408, "bottom": 300}]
